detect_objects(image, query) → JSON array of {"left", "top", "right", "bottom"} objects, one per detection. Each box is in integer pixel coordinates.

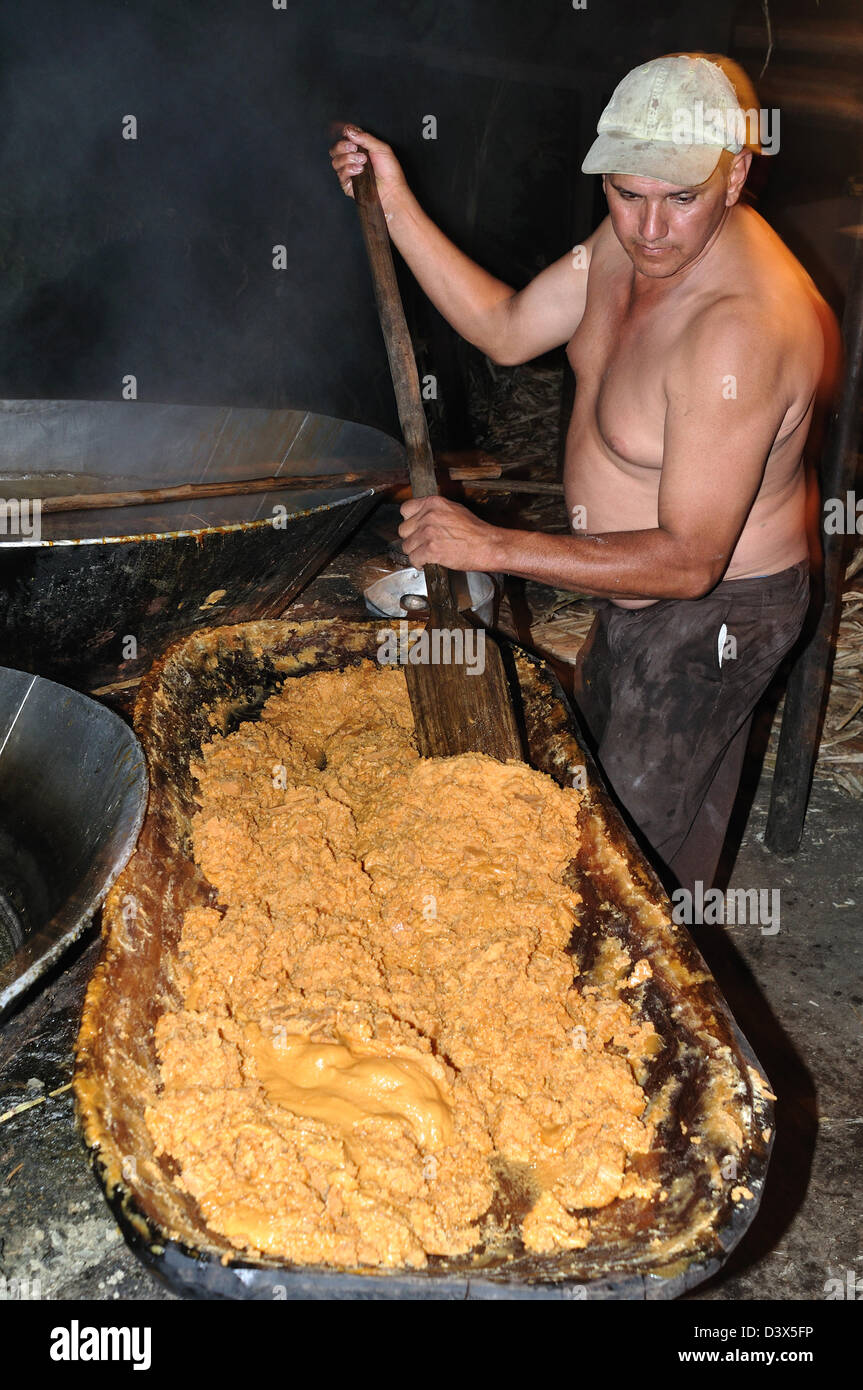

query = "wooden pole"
[
  {"left": 37, "top": 461, "right": 502, "bottom": 514},
  {"left": 765, "top": 220, "right": 863, "bottom": 854}
]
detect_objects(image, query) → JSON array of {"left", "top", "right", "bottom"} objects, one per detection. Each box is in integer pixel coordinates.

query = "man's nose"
[{"left": 639, "top": 201, "right": 668, "bottom": 242}]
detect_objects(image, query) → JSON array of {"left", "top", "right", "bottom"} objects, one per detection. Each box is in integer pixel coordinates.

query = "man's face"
[{"left": 602, "top": 157, "right": 740, "bottom": 279}]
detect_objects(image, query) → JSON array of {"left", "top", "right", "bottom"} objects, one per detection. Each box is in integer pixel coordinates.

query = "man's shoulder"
[
  {"left": 663, "top": 293, "right": 780, "bottom": 413},
  {"left": 722, "top": 208, "right": 828, "bottom": 343},
  {"left": 669, "top": 284, "right": 827, "bottom": 422},
  {"left": 682, "top": 290, "right": 773, "bottom": 347},
  {"left": 681, "top": 229, "right": 826, "bottom": 382}
]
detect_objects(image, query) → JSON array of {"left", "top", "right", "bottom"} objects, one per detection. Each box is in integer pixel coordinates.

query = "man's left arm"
[{"left": 399, "top": 305, "right": 788, "bottom": 601}]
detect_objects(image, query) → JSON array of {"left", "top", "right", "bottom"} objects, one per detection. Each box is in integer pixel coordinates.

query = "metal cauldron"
[
  {"left": 0, "top": 399, "right": 403, "bottom": 701},
  {"left": 0, "top": 667, "right": 147, "bottom": 1019}
]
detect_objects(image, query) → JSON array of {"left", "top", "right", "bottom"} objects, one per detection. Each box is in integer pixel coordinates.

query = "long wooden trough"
[{"left": 74, "top": 617, "right": 774, "bottom": 1300}]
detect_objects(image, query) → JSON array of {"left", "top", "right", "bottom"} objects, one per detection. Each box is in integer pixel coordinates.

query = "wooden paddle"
[{"left": 352, "top": 154, "right": 523, "bottom": 761}]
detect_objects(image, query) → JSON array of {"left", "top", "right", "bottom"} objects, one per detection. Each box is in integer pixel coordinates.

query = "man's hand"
[
  {"left": 399, "top": 496, "right": 503, "bottom": 572},
  {"left": 329, "top": 125, "right": 408, "bottom": 216}
]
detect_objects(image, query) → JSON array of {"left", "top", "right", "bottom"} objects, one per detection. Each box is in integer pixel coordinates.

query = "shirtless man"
[{"left": 330, "top": 54, "right": 836, "bottom": 894}]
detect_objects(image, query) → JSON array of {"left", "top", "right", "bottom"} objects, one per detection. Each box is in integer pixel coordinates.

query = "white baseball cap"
[{"left": 582, "top": 54, "right": 749, "bottom": 185}]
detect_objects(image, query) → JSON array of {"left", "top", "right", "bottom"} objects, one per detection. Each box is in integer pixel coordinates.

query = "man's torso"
[{"left": 563, "top": 205, "right": 826, "bottom": 608}]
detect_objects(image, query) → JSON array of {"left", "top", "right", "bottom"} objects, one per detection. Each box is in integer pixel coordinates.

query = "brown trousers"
[{"left": 572, "top": 560, "right": 810, "bottom": 896}]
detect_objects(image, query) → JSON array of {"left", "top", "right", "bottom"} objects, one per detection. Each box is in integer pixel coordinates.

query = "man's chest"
[{"left": 566, "top": 274, "right": 682, "bottom": 471}]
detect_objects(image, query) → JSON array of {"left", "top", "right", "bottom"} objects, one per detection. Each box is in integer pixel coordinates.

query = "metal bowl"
[
  {"left": 0, "top": 668, "right": 147, "bottom": 1019},
  {"left": 364, "top": 566, "right": 496, "bottom": 625}
]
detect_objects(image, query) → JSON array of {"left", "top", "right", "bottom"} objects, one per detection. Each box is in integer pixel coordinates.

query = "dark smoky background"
[{"left": 0, "top": 0, "right": 858, "bottom": 445}]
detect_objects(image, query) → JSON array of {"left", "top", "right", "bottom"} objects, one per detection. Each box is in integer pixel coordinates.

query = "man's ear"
[{"left": 725, "top": 150, "right": 752, "bottom": 207}]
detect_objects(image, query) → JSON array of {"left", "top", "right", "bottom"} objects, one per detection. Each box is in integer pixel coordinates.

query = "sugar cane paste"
[{"left": 145, "top": 663, "right": 658, "bottom": 1268}]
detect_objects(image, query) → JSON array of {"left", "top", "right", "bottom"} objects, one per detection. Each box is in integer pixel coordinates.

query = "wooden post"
[{"left": 765, "top": 214, "right": 863, "bottom": 854}]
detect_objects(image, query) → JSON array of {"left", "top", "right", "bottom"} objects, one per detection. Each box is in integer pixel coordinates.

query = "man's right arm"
[{"left": 330, "top": 125, "right": 594, "bottom": 366}]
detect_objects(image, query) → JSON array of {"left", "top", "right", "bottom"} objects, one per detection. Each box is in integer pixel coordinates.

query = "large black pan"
[{"left": 0, "top": 400, "right": 402, "bottom": 700}]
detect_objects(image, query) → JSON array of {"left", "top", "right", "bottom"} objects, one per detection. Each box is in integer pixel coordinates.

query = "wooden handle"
[
  {"left": 39, "top": 471, "right": 383, "bottom": 514},
  {"left": 34, "top": 461, "right": 503, "bottom": 515},
  {"left": 352, "top": 154, "right": 452, "bottom": 611}
]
